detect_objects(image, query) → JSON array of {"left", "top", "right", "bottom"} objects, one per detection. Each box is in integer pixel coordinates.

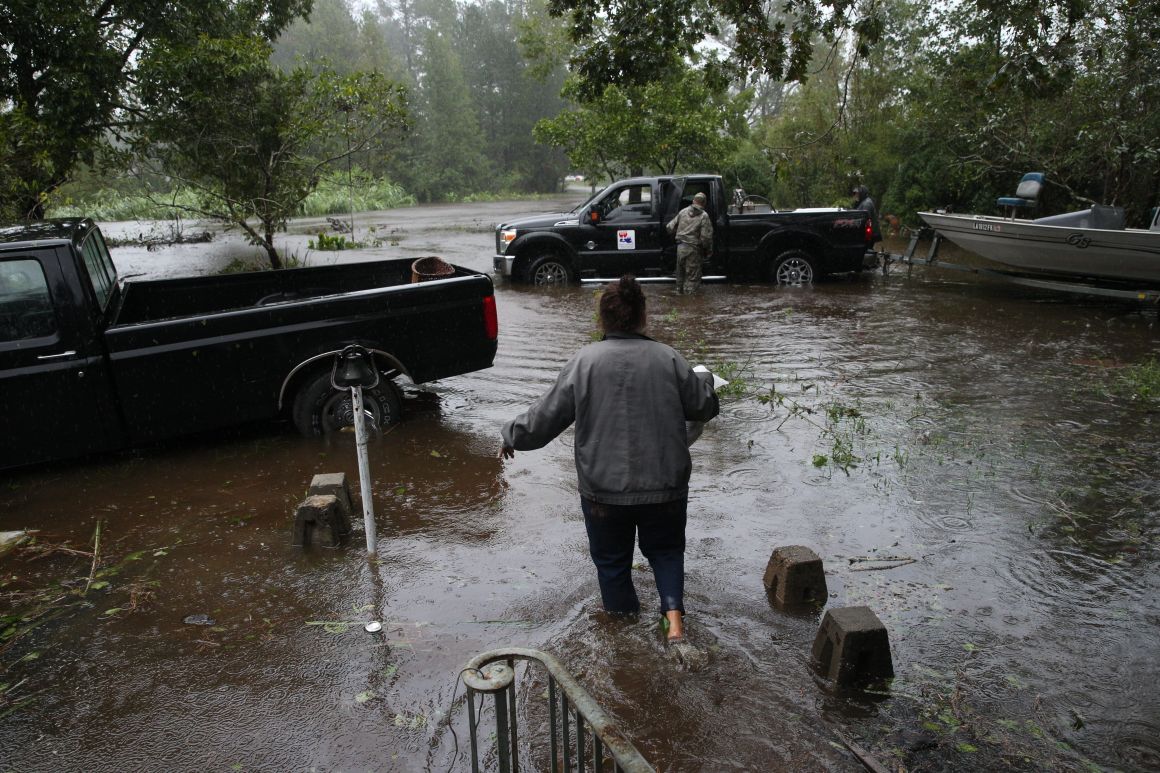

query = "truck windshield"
[{"left": 80, "top": 228, "right": 117, "bottom": 310}]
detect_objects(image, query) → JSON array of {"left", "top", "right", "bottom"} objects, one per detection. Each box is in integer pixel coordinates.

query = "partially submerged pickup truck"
[
  {"left": 0, "top": 219, "right": 498, "bottom": 470},
  {"left": 493, "top": 174, "right": 874, "bottom": 285}
]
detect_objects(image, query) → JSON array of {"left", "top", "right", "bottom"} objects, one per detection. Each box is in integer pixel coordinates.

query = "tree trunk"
[
  {"left": 20, "top": 195, "right": 46, "bottom": 221},
  {"left": 262, "top": 231, "right": 283, "bottom": 269}
]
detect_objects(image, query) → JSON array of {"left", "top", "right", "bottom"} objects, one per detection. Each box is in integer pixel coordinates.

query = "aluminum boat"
[{"left": 918, "top": 206, "right": 1160, "bottom": 284}]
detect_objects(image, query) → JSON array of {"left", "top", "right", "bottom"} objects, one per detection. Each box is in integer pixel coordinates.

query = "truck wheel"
[
  {"left": 769, "top": 249, "right": 817, "bottom": 286},
  {"left": 527, "top": 254, "right": 574, "bottom": 286},
  {"left": 291, "top": 370, "right": 402, "bottom": 436}
]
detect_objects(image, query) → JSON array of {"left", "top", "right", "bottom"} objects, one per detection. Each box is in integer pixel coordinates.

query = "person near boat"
[
  {"left": 852, "top": 185, "right": 883, "bottom": 246},
  {"left": 499, "top": 275, "right": 719, "bottom": 647}
]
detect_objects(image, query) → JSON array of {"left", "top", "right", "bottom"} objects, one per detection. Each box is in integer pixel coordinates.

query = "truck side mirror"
[{"left": 587, "top": 208, "right": 600, "bottom": 224}]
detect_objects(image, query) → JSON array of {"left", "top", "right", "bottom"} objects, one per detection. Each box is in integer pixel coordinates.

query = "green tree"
[
  {"left": 544, "top": 0, "right": 882, "bottom": 98},
  {"left": 394, "top": 27, "right": 491, "bottom": 201},
  {"left": 878, "top": 0, "right": 1160, "bottom": 223},
  {"left": 458, "top": 0, "right": 569, "bottom": 192},
  {"left": 0, "top": 0, "right": 310, "bottom": 220},
  {"left": 534, "top": 65, "right": 750, "bottom": 181},
  {"left": 271, "top": 0, "right": 360, "bottom": 74},
  {"left": 752, "top": 57, "right": 847, "bottom": 208},
  {"left": 136, "top": 36, "right": 407, "bottom": 268}
]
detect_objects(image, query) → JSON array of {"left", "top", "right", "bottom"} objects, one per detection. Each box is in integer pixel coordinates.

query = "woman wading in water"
[{"left": 500, "top": 275, "right": 719, "bottom": 659}]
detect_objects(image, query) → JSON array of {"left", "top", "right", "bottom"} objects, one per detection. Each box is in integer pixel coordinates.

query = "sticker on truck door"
[{"left": 617, "top": 230, "right": 636, "bottom": 249}]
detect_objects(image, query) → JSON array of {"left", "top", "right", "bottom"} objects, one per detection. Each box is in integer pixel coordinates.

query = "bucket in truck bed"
[{"left": 411, "top": 256, "right": 455, "bottom": 283}]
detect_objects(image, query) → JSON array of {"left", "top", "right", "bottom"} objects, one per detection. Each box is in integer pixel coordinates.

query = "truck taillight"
[
  {"left": 865, "top": 220, "right": 874, "bottom": 243},
  {"left": 483, "top": 295, "right": 498, "bottom": 340}
]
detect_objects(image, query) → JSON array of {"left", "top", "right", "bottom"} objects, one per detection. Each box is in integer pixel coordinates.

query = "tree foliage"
[
  {"left": 534, "top": 66, "right": 750, "bottom": 180},
  {"left": 393, "top": 27, "right": 491, "bottom": 201},
  {"left": 544, "top": 0, "right": 880, "bottom": 98},
  {"left": 136, "top": 36, "right": 407, "bottom": 267},
  {"left": 0, "top": 0, "right": 311, "bottom": 220},
  {"left": 272, "top": 0, "right": 570, "bottom": 197}
]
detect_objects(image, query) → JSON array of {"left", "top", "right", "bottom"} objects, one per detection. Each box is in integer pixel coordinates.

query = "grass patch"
[
  {"left": 1115, "top": 357, "right": 1160, "bottom": 401},
  {"left": 300, "top": 171, "right": 415, "bottom": 216},
  {"left": 47, "top": 188, "right": 204, "bottom": 221}
]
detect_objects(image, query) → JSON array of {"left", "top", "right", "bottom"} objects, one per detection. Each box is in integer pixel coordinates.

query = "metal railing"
[{"left": 461, "top": 647, "right": 654, "bottom": 773}]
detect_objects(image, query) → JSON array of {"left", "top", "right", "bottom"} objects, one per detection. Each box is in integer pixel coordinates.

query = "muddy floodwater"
[{"left": 2, "top": 198, "right": 1159, "bottom": 772}]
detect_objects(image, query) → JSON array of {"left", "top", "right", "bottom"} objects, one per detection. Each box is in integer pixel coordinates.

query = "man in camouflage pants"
[{"left": 666, "top": 192, "right": 714, "bottom": 295}]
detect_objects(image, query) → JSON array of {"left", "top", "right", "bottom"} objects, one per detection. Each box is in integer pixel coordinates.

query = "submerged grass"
[
  {"left": 863, "top": 654, "right": 1108, "bottom": 772},
  {"left": 1114, "top": 356, "right": 1160, "bottom": 401},
  {"left": 0, "top": 524, "right": 174, "bottom": 717}
]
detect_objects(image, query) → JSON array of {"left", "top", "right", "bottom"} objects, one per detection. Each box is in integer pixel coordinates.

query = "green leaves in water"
[
  {"left": 1114, "top": 357, "right": 1160, "bottom": 401},
  {"left": 306, "top": 620, "right": 353, "bottom": 634}
]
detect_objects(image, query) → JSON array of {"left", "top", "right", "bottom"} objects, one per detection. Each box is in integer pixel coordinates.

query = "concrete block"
[
  {"left": 763, "top": 545, "right": 827, "bottom": 607},
  {"left": 292, "top": 494, "right": 350, "bottom": 548},
  {"left": 811, "top": 606, "right": 894, "bottom": 685},
  {"left": 309, "top": 473, "right": 354, "bottom": 517}
]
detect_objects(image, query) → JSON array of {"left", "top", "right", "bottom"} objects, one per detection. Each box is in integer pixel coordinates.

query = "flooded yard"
[{"left": 2, "top": 198, "right": 1159, "bottom": 771}]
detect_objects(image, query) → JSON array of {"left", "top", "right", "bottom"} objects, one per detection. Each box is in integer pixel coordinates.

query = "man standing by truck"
[
  {"left": 852, "top": 185, "right": 882, "bottom": 246},
  {"left": 666, "top": 192, "right": 714, "bottom": 294}
]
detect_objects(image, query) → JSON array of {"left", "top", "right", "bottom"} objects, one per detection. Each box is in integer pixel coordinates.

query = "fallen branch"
[
  {"left": 849, "top": 555, "right": 913, "bottom": 564},
  {"left": 850, "top": 559, "right": 916, "bottom": 572},
  {"left": 835, "top": 732, "right": 891, "bottom": 773}
]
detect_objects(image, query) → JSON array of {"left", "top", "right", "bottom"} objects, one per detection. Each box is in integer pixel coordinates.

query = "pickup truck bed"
[{"left": 0, "top": 219, "right": 498, "bottom": 469}]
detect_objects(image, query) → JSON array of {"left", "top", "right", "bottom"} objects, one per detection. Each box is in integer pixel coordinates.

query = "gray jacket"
[
  {"left": 501, "top": 333, "right": 719, "bottom": 505},
  {"left": 666, "top": 204, "right": 713, "bottom": 251}
]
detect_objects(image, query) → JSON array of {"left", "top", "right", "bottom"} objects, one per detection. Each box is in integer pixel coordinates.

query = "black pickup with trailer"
[
  {"left": 0, "top": 219, "right": 499, "bottom": 470},
  {"left": 493, "top": 174, "right": 875, "bottom": 285}
]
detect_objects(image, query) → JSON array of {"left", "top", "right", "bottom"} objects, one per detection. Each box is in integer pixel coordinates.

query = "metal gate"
[{"left": 461, "top": 647, "right": 654, "bottom": 773}]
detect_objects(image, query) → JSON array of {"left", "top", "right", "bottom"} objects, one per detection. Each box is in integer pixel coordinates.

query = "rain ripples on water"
[{"left": 1, "top": 201, "right": 1158, "bottom": 771}]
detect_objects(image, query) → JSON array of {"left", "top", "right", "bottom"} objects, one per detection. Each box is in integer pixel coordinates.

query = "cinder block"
[
  {"left": 309, "top": 473, "right": 354, "bottom": 517},
  {"left": 292, "top": 494, "right": 350, "bottom": 548},
  {"left": 811, "top": 606, "right": 894, "bottom": 685},
  {"left": 763, "top": 545, "right": 827, "bottom": 607}
]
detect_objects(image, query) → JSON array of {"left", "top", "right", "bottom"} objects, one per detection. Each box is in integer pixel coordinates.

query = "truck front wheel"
[
  {"left": 769, "top": 249, "right": 817, "bottom": 286},
  {"left": 291, "top": 370, "right": 402, "bottom": 436},
  {"left": 526, "top": 254, "right": 574, "bottom": 286}
]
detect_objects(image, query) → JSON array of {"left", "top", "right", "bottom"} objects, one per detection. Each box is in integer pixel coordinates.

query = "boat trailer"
[{"left": 879, "top": 227, "right": 1160, "bottom": 312}]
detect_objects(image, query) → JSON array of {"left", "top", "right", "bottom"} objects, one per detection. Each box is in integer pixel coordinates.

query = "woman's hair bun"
[
  {"left": 618, "top": 274, "right": 642, "bottom": 297},
  {"left": 599, "top": 275, "right": 646, "bottom": 333}
]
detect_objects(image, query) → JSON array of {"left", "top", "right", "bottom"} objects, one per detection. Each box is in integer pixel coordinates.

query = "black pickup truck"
[
  {"left": 0, "top": 219, "right": 498, "bottom": 470},
  {"left": 493, "top": 174, "right": 874, "bottom": 285}
]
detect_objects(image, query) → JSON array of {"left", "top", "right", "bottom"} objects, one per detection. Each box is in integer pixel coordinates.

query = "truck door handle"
[{"left": 37, "top": 350, "right": 78, "bottom": 361}]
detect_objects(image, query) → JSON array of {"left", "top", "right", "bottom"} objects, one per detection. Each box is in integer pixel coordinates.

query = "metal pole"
[{"left": 351, "top": 385, "right": 377, "bottom": 555}]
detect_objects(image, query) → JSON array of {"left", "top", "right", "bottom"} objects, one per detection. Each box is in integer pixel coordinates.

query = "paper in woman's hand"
[
  {"left": 693, "top": 364, "right": 729, "bottom": 389},
  {"left": 688, "top": 365, "right": 727, "bottom": 446}
]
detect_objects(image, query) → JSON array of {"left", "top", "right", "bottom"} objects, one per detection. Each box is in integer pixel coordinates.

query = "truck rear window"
[
  {"left": 0, "top": 258, "right": 57, "bottom": 342},
  {"left": 80, "top": 230, "right": 116, "bottom": 310}
]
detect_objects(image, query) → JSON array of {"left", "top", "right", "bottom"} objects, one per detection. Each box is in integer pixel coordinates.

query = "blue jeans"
[{"left": 581, "top": 497, "right": 687, "bottom": 615}]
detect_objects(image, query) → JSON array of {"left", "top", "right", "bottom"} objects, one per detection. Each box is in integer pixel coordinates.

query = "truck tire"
[
  {"left": 526, "top": 254, "right": 574, "bottom": 286},
  {"left": 769, "top": 249, "right": 817, "bottom": 286},
  {"left": 291, "top": 370, "right": 402, "bottom": 436}
]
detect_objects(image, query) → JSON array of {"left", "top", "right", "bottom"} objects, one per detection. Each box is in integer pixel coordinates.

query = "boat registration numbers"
[{"left": 972, "top": 223, "right": 1002, "bottom": 232}]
